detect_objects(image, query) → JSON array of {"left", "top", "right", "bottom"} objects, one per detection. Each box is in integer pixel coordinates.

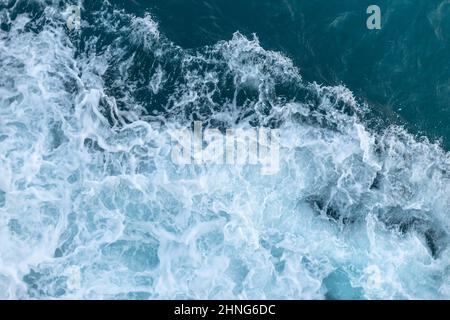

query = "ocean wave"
[{"left": 0, "top": 0, "right": 449, "bottom": 299}]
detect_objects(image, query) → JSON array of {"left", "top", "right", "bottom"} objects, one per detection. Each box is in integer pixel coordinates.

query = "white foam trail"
[{"left": 0, "top": 0, "right": 449, "bottom": 300}]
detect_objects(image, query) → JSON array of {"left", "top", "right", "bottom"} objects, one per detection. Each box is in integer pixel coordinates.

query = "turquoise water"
[{"left": 0, "top": 0, "right": 449, "bottom": 299}]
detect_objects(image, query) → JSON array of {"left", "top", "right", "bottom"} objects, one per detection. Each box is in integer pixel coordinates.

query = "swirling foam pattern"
[{"left": 0, "top": 0, "right": 449, "bottom": 299}]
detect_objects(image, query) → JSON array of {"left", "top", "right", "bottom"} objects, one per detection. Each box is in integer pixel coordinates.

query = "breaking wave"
[{"left": 0, "top": 0, "right": 449, "bottom": 299}]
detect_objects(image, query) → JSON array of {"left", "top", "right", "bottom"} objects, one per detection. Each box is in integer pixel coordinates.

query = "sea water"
[{"left": 0, "top": 0, "right": 449, "bottom": 299}]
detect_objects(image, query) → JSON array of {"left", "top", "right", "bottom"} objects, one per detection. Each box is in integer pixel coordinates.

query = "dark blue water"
[{"left": 126, "top": 0, "right": 450, "bottom": 147}]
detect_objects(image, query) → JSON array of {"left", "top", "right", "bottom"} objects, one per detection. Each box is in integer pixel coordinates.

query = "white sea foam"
[{"left": 0, "top": 0, "right": 449, "bottom": 299}]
